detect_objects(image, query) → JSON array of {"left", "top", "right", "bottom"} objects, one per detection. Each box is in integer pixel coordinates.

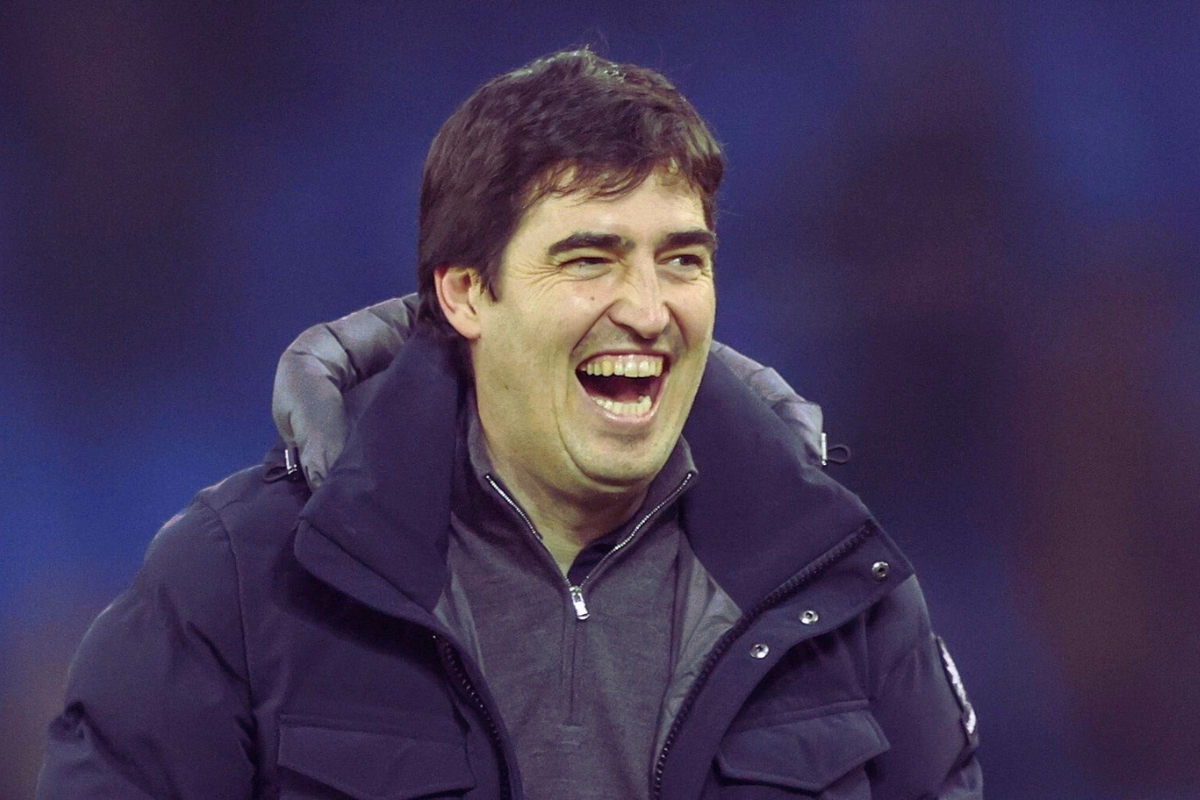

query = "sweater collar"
[{"left": 454, "top": 388, "right": 698, "bottom": 551}]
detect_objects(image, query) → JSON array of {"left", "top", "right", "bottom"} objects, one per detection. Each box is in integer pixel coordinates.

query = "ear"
[{"left": 434, "top": 265, "right": 486, "bottom": 340}]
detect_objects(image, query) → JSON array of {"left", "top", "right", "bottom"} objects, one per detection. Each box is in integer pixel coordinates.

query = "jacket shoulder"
[
  {"left": 40, "top": 463, "right": 303, "bottom": 798},
  {"left": 126, "top": 462, "right": 308, "bottom": 622},
  {"left": 191, "top": 459, "right": 312, "bottom": 542},
  {"left": 137, "top": 462, "right": 304, "bottom": 604}
]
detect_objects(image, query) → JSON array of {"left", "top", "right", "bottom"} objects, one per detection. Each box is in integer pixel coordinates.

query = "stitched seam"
[
  {"left": 323, "top": 322, "right": 363, "bottom": 385},
  {"left": 195, "top": 496, "right": 256, "bottom": 714}
]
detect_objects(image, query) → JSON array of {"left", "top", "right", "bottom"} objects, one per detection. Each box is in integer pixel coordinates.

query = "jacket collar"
[
  {"left": 679, "top": 351, "right": 879, "bottom": 610},
  {"left": 296, "top": 329, "right": 463, "bottom": 615},
  {"left": 295, "top": 328, "right": 882, "bottom": 616}
]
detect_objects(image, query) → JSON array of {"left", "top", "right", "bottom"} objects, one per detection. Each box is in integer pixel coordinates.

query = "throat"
[{"left": 487, "top": 469, "right": 648, "bottom": 574}]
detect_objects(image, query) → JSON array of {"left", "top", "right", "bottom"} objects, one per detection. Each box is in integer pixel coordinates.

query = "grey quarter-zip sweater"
[{"left": 434, "top": 398, "right": 704, "bottom": 799}]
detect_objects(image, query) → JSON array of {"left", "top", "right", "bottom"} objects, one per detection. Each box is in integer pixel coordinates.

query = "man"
[{"left": 39, "top": 49, "right": 981, "bottom": 798}]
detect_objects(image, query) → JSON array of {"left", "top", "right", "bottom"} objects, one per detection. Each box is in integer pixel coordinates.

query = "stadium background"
[{"left": 2, "top": 2, "right": 1198, "bottom": 797}]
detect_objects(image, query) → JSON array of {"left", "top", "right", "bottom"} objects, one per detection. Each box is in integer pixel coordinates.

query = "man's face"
[{"left": 467, "top": 169, "right": 716, "bottom": 506}]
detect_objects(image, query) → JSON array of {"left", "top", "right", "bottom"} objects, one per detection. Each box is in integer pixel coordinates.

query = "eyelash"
[
  {"left": 566, "top": 256, "right": 609, "bottom": 266},
  {"left": 562, "top": 254, "right": 706, "bottom": 269}
]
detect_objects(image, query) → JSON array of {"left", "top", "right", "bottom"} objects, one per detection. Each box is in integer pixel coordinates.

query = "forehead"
[{"left": 512, "top": 169, "right": 708, "bottom": 244}]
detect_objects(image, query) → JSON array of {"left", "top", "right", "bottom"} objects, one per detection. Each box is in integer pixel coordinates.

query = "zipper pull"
[{"left": 569, "top": 586, "right": 590, "bottom": 620}]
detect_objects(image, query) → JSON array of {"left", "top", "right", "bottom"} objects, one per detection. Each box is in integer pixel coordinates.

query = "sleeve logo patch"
[{"left": 937, "top": 636, "right": 978, "bottom": 739}]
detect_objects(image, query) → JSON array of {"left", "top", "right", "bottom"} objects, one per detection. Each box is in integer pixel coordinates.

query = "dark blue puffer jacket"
[{"left": 38, "top": 329, "right": 982, "bottom": 799}]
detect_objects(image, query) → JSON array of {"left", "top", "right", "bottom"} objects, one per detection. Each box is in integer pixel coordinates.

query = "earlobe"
[{"left": 434, "top": 265, "right": 484, "bottom": 340}]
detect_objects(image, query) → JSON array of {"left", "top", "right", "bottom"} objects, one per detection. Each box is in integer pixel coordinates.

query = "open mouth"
[{"left": 576, "top": 354, "right": 667, "bottom": 417}]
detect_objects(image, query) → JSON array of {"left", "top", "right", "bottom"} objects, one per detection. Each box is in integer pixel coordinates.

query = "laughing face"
[{"left": 440, "top": 169, "right": 716, "bottom": 517}]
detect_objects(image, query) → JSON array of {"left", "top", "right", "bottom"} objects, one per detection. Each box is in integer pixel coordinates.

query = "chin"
[{"left": 579, "top": 450, "right": 671, "bottom": 490}]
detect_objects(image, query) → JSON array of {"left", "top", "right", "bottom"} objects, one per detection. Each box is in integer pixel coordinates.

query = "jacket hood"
[{"left": 295, "top": 328, "right": 876, "bottom": 615}]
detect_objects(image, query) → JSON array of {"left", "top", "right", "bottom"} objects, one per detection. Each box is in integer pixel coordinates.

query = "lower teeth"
[{"left": 592, "top": 395, "right": 652, "bottom": 416}]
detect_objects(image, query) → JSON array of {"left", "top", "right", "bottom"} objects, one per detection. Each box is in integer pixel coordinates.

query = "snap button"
[
  {"left": 749, "top": 643, "right": 770, "bottom": 659},
  {"left": 871, "top": 561, "right": 890, "bottom": 581},
  {"left": 799, "top": 609, "right": 819, "bottom": 625}
]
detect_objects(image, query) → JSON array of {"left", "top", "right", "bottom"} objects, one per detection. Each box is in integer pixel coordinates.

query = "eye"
[
  {"left": 560, "top": 255, "right": 612, "bottom": 277},
  {"left": 661, "top": 252, "right": 710, "bottom": 276}
]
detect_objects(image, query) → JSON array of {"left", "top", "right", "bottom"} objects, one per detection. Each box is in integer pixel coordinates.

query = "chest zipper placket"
[{"left": 484, "top": 471, "right": 695, "bottom": 621}]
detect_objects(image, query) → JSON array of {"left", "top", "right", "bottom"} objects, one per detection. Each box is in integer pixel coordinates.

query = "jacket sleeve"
[
  {"left": 37, "top": 499, "right": 256, "bottom": 799},
  {"left": 866, "top": 577, "right": 983, "bottom": 799}
]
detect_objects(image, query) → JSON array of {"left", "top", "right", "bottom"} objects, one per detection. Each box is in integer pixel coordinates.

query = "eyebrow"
[
  {"left": 547, "top": 232, "right": 631, "bottom": 257},
  {"left": 657, "top": 229, "right": 717, "bottom": 256},
  {"left": 546, "top": 229, "right": 717, "bottom": 258}
]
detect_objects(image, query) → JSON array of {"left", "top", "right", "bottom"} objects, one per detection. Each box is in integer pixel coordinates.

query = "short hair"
[{"left": 415, "top": 48, "right": 726, "bottom": 333}]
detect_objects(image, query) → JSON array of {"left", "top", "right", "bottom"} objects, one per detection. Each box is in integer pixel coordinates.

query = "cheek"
[
  {"left": 561, "top": 288, "right": 606, "bottom": 315},
  {"left": 672, "top": 287, "right": 716, "bottom": 340}
]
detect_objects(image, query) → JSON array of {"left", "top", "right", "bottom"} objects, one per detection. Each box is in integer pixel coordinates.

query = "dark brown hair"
[{"left": 416, "top": 48, "right": 726, "bottom": 332}]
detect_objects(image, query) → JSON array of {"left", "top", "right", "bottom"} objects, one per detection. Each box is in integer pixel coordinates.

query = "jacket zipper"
[
  {"left": 484, "top": 472, "right": 695, "bottom": 621},
  {"left": 649, "top": 523, "right": 876, "bottom": 799},
  {"left": 434, "top": 634, "right": 514, "bottom": 800}
]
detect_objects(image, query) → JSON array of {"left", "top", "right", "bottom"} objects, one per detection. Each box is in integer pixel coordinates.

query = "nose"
[{"left": 608, "top": 257, "right": 670, "bottom": 340}]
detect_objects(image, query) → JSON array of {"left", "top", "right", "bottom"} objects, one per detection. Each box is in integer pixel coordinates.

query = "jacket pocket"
[
  {"left": 277, "top": 717, "right": 476, "bottom": 800},
  {"left": 715, "top": 708, "right": 889, "bottom": 797}
]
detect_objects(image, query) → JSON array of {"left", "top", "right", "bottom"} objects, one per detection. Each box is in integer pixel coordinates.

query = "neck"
[{"left": 486, "top": 455, "right": 649, "bottom": 575}]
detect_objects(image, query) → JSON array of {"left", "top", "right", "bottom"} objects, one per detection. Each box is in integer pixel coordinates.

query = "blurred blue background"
[{"left": 2, "top": 2, "right": 1199, "bottom": 797}]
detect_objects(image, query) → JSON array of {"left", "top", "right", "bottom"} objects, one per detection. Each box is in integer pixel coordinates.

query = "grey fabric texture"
[{"left": 435, "top": 399, "right": 701, "bottom": 800}]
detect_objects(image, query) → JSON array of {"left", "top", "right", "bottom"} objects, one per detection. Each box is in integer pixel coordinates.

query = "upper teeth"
[{"left": 581, "top": 354, "right": 664, "bottom": 377}]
